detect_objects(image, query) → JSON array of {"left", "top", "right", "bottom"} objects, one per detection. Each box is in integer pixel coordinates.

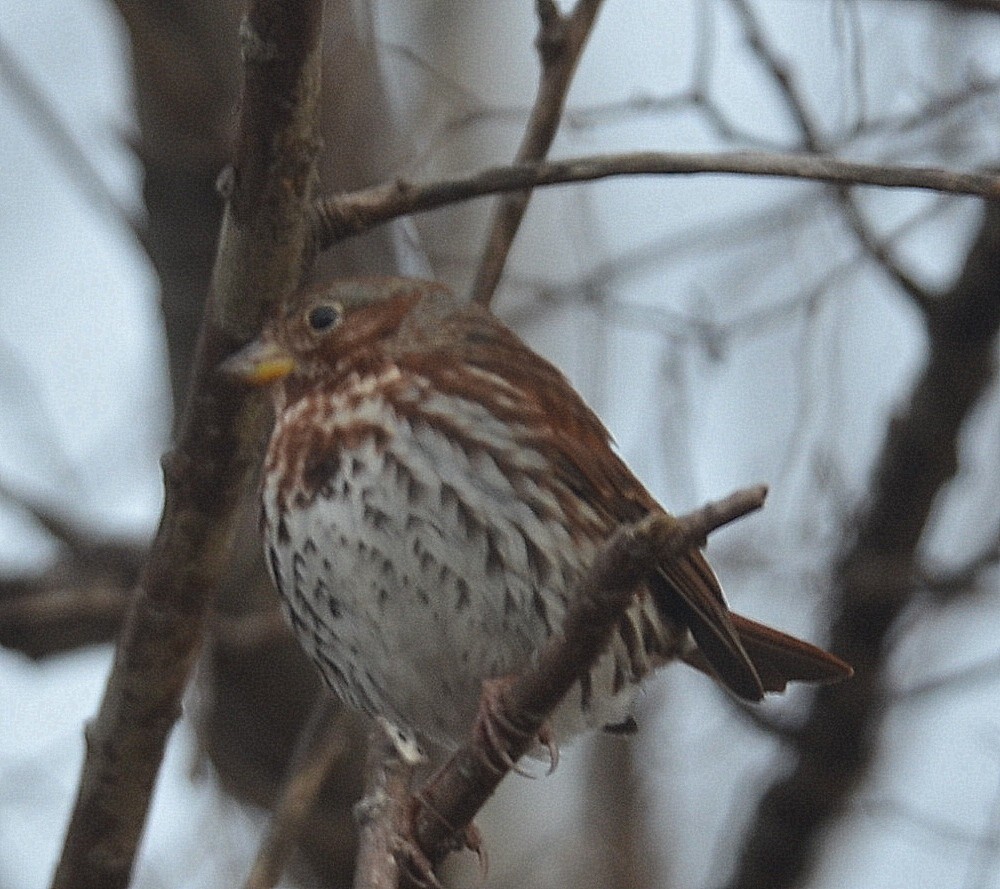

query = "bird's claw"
[
  {"left": 474, "top": 677, "right": 560, "bottom": 777},
  {"left": 411, "top": 792, "right": 489, "bottom": 885},
  {"left": 538, "top": 722, "right": 560, "bottom": 776},
  {"left": 393, "top": 833, "right": 443, "bottom": 889}
]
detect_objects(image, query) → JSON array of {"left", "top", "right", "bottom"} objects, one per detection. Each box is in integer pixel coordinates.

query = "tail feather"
[
  {"left": 650, "top": 544, "right": 851, "bottom": 700},
  {"left": 654, "top": 554, "right": 765, "bottom": 701},
  {"left": 682, "top": 612, "right": 852, "bottom": 695},
  {"left": 730, "top": 613, "right": 853, "bottom": 691}
]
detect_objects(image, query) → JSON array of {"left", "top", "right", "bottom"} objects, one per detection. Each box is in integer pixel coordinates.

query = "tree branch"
[
  {"left": 49, "top": 2, "right": 324, "bottom": 888},
  {"left": 404, "top": 486, "right": 768, "bottom": 873},
  {"left": 469, "top": 0, "right": 604, "bottom": 306},
  {"left": 353, "top": 731, "right": 417, "bottom": 889},
  {"left": 312, "top": 151, "right": 1000, "bottom": 251},
  {"left": 729, "top": 0, "right": 935, "bottom": 313}
]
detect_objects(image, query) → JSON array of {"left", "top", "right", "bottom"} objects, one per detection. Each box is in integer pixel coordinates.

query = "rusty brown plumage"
[{"left": 225, "top": 276, "right": 850, "bottom": 754}]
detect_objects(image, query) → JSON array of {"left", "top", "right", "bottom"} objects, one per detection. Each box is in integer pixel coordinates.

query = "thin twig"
[
  {"left": 722, "top": 200, "right": 1000, "bottom": 889},
  {"left": 892, "top": 649, "right": 1000, "bottom": 704},
  {"left": 312, "top": 151, "right": 1000, "bottom": 251},
  {"left": 469, "top": 0, "right": 605, "bottom": 306},
  {"left": 919, "top": 529, "right": 1000, "bottom": 599},
  {"left": 0, "top": 585, "right": 130, "bottom": 657},
  {"left": 729, "top": 0, "right": 934, "bottom": 312}
]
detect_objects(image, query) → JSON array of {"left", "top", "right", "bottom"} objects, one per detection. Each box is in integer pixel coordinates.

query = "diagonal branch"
[
  {"left": 351, "top": 487, "right": 769, "bottom": 889},
  {"left": 404, "top": 486, "right": 769, "bottom": 873},
  {"left": 311, "top": 151, "right": 1000, "bottom": 251},
  {"left": 469, "top": 0, "right": 605, "bottom": 307},
  {"left": 49, "top": 3, "right": 325, "bottom": 888},
  {"left": 730, "top": 0, "right": 935, "bottom": 312}
]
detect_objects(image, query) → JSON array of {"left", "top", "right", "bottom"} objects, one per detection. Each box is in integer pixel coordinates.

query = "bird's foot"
[
  {"left": 392, "top": 831, "right": 442, "bottom": 889},
  {"left": 474, "top": 676, "right": 560, "bottom": 777},
  {"left": 411, "top": 791, "right": 489, "bottom": 884}
]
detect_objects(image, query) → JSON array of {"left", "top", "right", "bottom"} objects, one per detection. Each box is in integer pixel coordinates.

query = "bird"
[{"left": 223, "top": 276, "right": 851, "bottom": 760}]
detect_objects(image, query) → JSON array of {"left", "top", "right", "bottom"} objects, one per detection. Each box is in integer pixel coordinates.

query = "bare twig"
[
  {"left": 893, "top": 649, "right": 1000, "bottom": 704},
  {"left": 729, "top": 0, "right": 935, "bottom": 312},
  {"left": 410, "top": 486, "right": 768, "bottom": 871},
  {"left": 0, "top": 584, "right": 130, "bottom": 658},
  {"left": 111, "top": 0, "right": 241, "bottom": 408},
  {"left": 0, "top": 477, "right": 145, "bottom": 574},
  {"left": 244, "top": 697, "right": 349, "bottom": 889},
  {"left": 49, "top": 3, "right": 325, "bottom": 888},
  {"left": 312, "top": 151, "right": 1000, "bottom": 251},
  {"left": 469, "top": 0, "right": 604, "bottom": 306},
  {"left": 0, "top": 474, "right": 143, "bottom": 655},
  {"left": 919, "top": 529, "right": 1000, "bottom": 599}
]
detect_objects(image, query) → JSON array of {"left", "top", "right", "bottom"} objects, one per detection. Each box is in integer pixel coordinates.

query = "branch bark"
[
  {"left": 112, "top": 0, "right": 243, "bottom": 408},
  {"left": 388, "top": 486, "right": 770, "bottom": 877},
  {"left": 353, "top": 731, "right": 417, "bottom": 889},
  {"left": 49, "top": 3, "right": 324, "bottom": 888},
  {"left": 312, "top": 151, "right": 1000, "bottom": 251},
  {"left": 469, "top": 0, "right": 604, "bottom": 306}
]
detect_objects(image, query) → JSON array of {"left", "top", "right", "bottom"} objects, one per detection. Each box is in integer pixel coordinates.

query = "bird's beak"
[{"left": 220, "top": 338, "right": 296, "bottom": 386}]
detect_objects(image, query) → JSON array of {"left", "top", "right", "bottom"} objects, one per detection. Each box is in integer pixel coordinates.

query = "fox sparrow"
[{"left": 225, "top": 277, "right": 850, "bottom": 758}]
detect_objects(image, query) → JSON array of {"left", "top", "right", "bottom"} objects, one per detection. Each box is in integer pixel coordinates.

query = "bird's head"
[{"left": 221, "top": 276, "right": 457, "bottom": 387}]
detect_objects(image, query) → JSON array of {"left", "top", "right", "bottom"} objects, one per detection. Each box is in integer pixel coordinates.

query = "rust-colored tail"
[
  {"left": 681, "top": 611, "right": 852, "bottom": 698},
  {"left": 730, "top": 613, "right": 851, "bottom": 692}
]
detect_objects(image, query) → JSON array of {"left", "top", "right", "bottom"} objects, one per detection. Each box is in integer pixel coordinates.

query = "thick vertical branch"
[
  {"left": 724, "top": 202, "right": 1000, "bottom": 889},
  {"left": 469, "top": 0, "right": 604, "bottom": 306},
  {"left": 50, "top": 3, "right": 324, "bottom": 889}
]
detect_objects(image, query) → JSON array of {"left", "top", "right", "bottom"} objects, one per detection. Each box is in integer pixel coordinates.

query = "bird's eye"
[{"left": 307, "top": 303, "right": 342, "bottom": 332}]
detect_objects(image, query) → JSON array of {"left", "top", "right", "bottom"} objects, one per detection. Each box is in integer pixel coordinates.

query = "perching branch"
[
  {"left": 381, "top": 486, "right": 769, "bottom": 878},
  {"left": 312, "top": 151, "right": 1000, "bottom": 251},
  {"left": 353, "top": 731, "right": 419, "bottom": 889},
  {"left": 469, "top": 0, "right": 605, "bottom": 306},
  {"left": 49, "top": 2, "right": 325, "bottom": 888}
]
